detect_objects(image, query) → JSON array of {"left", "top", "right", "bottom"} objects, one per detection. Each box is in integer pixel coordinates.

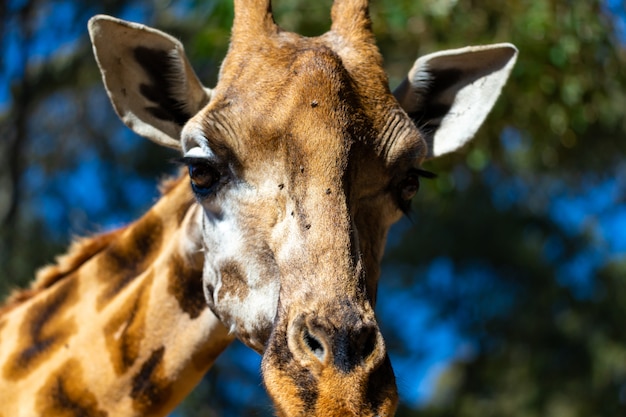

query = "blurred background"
[{"left": 1, "top": 0, "right": 626, "bottom": 415}]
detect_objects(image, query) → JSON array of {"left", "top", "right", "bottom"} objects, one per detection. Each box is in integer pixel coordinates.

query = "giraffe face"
[
  {"left": 179, "top": 42, "right": 424, "bottom": 361},
  {"left": 181, "top": 75, "right": 410, "bottom": 416},
  {"left": 90, "top": 1, "right": 516, "bottom": 414},
  {"left": 177, "top": 43, "right": 421, "bottom": 413}
]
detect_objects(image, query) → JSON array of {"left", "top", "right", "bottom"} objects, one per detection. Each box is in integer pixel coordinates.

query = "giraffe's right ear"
[
  {"left": 88, "top": 15, "right": 212, "bottom": 150},
  {"left": 393, "top": 44, "right": 517, "bottom": 159}
]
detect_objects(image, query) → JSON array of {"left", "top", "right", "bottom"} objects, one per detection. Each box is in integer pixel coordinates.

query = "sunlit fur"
[
  {"left": 0, "top": 0, "right": 515, "bottom": 415},
  {"left": 0, "top": 177, "right": 234, "bottom": 416},
  {"left": 176, "top": 1, "right": 427, "bottom": 414}
]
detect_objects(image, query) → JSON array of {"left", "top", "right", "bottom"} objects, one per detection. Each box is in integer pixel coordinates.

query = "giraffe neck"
[{"left": 0, "top": 175, "right": 234, "bottom": 417}]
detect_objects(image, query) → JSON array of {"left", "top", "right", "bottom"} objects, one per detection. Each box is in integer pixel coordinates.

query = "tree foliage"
[{"left": 1, "top": 0, "right": 625, "bottom": 416}]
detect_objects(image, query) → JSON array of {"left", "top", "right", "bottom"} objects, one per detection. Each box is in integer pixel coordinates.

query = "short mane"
[
  {"left": 0, "top": 173, "right": 188, "bottom": 316},
  {"left": 0, "top": 229, "right": 122, "bottom": 316}
]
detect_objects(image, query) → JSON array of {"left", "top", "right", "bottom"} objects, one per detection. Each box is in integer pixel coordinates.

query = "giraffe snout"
[
  {"left": 262, "top": 304, "right": 398, "bottom": 416},
  {"left": 287, "top": 312, "right": 387, "bottom": 375}
]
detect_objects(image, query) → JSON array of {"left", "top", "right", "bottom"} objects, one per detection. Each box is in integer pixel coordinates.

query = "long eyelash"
[{"left": 413, "top": 168, "right": 437, "bottom": 179}]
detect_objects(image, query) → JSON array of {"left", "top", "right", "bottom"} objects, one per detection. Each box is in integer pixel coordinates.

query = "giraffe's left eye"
[{"left": 181, "top": 158, "right": 222, "bottom": 197}]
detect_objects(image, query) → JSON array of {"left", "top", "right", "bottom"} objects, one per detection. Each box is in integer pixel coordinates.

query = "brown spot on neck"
[
  {"left": 96, "top": 211, "right": 164, "bottom": 310},
  {"left": 131, "top": 346, "right": 173, "bottom": 415},
  {"left": 104, "top": 271, "right": 155, "bottom": 375},
  {"left": 3, "top": 277, "right": 78, "bottom": 380},
  {"left": 36, "top": 358, "right": 108, "bottom": 417}
]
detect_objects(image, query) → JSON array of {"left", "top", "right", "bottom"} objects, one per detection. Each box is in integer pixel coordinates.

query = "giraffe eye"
[
  {"left": 181, "top": 158, "right": 222, "bottom": 197},
  {"left": 400, "top": 173, "right": 420, "bottom": 201},
  {"left": 397, "top": 168, "right": 436, "bottom": 214}
]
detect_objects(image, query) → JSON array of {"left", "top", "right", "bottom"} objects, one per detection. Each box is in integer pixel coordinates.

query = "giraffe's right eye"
[
  {"left": 181, "top": 158, "right": 222, "bottom": 197},
  {"left": 396, "top": 167, "right": 437, "bottom": 214}
]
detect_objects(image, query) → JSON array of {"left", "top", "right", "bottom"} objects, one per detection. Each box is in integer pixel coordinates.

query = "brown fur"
[
  {"left": 35, "top": 359, "right": 108, "bottom": 417},
  {"left": 104, "top": 270, "right": 155, "bottom": 375},
  {"left": 0, "top": 0, "right": 515, "bottom": 414},
  {"left": 2, "top": 277, "right": 79, "bottom": 380}
]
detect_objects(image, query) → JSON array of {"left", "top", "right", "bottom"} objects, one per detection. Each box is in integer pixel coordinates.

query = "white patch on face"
[
  {"left": 181, "top": 127, "right": 288, "bottom": 349},
  {"left": 198, "top": 182, "right": 281, "bottom": 349},
  {"left": 273, "top": 220, "right": 302, "bottom": 271},
  {"left": 216, "top": 281, "right": 279, "bottom": 351}
]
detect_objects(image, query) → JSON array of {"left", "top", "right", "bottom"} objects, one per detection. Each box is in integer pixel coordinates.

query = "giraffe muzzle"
[
  {"left": 288, "top": 312, "right": 386, "bottom": 375},
  {"left": 261, "top": 301, "right": 398, "bottom": 416}
]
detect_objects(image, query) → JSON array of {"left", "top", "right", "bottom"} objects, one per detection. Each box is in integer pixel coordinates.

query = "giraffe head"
[{"left": 89, "top": 0, "right": 516, "bottom": 414}]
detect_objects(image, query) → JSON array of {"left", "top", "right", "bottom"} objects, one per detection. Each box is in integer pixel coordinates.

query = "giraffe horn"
[
  {"left": 232, "top": 0, "right": 277, "bottom": 39},
  {"left": 330, "top": 0, "right": 375, "bottom": 45}
]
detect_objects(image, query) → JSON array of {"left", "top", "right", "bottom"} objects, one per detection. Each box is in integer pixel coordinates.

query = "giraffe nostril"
[
  {"left": 358, "top": 326, "right": 377, "bottom": 361},
  {"left": 289, "top": 314, "right": 385, "bottom": 371},
  {"left": 303, "top": 328, "right": 325, "bottom": 361}
]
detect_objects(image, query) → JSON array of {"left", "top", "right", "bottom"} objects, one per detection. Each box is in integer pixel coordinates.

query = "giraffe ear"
[
  {"left": 393, "top": 43, "right": 517, "bottom": 158},
  {"left": 88, "top": 15, "right": 212, "bottom": 150}
]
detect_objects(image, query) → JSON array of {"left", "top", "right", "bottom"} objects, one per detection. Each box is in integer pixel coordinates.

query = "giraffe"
[{"left": 0, "top": 0, "right": 517, "bottom": 415}]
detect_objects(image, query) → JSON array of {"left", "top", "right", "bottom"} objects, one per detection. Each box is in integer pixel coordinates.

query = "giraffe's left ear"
[
  {"left": 88, "top": 15, "right": 212, "bottom": 150},
  {"left": 393, "top": 43, "right": 517, "bottom": 158}
]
